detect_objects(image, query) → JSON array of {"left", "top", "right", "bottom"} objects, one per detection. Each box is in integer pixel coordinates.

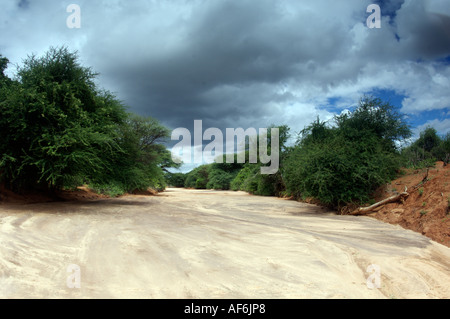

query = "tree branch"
[{"left": 349, "top": 192, "right": 409, "bottom": 216}]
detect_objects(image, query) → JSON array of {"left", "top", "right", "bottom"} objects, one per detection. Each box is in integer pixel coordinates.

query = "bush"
[
  {"left": 183, "top": 158, "right": 244, "bottom": 190},
  {"left": 0, "top": 47, "right": 125, "bottom": 191},
  {"left": 284, "top": 131, "right": 401, "bottom": 206},
  {"left": 0, "top": 47, "right": 172, "bottom": 195},
  {"left": 89, "top": 181, "right": 126, "bottom": 198},
  {"left": 229, "top": 163, "right": 284, "bottom": 196},
  {"left": 206, "top": 170, "right": 234, "bottom": 190},
  {"left": 184, "top": 165, "right": 210, "bottom": 189},
  {"left": 401, "top": 127, "right": 449, "bottom": 167},
  {"left": 165, "top": 172, "right": 186, "bottom": 187},
  {"left": 230, "top": 164, "right": 259, "bottom": 193},
  {"left": 207, "top": 161, "right": 243, "bottom": 190},
  {"left": 283, "top": 97, "right": 410, "bottom": 208}
]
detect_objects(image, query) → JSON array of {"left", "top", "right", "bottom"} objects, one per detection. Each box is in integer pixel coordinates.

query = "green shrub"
[
  {"left": 89, "top": 181, "right": 126, "bottom": 197},
  {"left": 206, "top": 170, "right": 234, "bottom": 190},
  {"left": 401, "top": 127, "right": 449, "bottom": 167},
  {"left": 283, "top": 97, "right": 410, "bottom": 208},
  {"left": 165, "top": 172, "right": 186, "bottom": 187},
  {"left": 184, "top": 165, "right": 210, "bottom": 189},
  {"left": 230, "top": 164, "right": 258, "bottom": 191},
  {"left": 0, "top": 47, "right": 173, "bottom": 194}
]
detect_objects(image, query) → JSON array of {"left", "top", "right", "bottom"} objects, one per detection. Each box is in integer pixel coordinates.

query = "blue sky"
[{"left": 1, "top": 0, "right": 449, "bottom": 173}]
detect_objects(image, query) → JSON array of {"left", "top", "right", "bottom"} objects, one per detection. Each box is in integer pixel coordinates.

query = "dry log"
[{"left": 349, "top": 192, "right": 409, "bottom": 216}]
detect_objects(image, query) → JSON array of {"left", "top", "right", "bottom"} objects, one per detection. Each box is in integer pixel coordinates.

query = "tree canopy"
[
  {"left": 0, "top": 47, "right": 174, "bottom": 195},
  {"left": 283, "top": 97, "right": 411, "bottom": 207},
  {"left": 401, "top": 127, "right": 450, "bottom": 168}
]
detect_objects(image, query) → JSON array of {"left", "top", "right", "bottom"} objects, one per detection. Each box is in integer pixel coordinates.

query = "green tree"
[
  {"left": 92, "top": 114, "right": 173, "bottom": 194},
  {"left": 283, "top": 97, "right": 410, "bottom": 208},
  {"left": 0, "top": 47, "right": 172, "bottom": 195},
  {"left": 0, "top": 47, "right": 125, "bottom": 191},
  {"left": 334, "top": 96, "right": 411, "bottom": 152},
  {"left": 165, "top": 172, "right": 186, "bottom": 187},
  {"left": 205, "top": 159, "right": 244, "bottom": 190},
  {"left": 415, "top": 127, "right": 441, "bottom": 153},
  {"left": 184, "top": 165, "right": 210, "bottom": 189},
  {"left": 401, "top": 127, "right": 447, "bottom": 167},
  {"left": 228, "top": 124, "right": 289, "bottom": 196}
]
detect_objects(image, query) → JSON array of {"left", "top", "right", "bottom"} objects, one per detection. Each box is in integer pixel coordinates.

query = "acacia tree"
[
  {"left": 283, "top": 97, "right": 411, "bottom": 208},
  {"left": 104, "top": 114, "right": 179, "bottom": 193},
  {"left": 0, "top": 47, "right": 173, "bottom": 195},
  {"left": 402, "top": 127, "right": 450, "bottom": 167},
  {"left": 228, "top": 124, "right": 290, "bottom": 196},
  {"left": 0, "top": 47, "right": 127, "bottom": 191},
  {"left": 334, "top": 96, "right": 411, "bottom": 152}
]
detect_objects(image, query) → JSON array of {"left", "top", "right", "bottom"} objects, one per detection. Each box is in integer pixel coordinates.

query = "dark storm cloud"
[
  {"left": 17, "top": 0, "right": 30, "bottom": 9},
  {"left": 79, "top": 0, "right": 450, "bottom": 136},
  {"left": 1, "top": 0, "right": 450, "bottom": 140},
  {"left": 83, "top": 0, "right": 358, "bottom": 132},
  {"left": 395, "top": 1, "right": 450, "bottom": 59},
  {"left": 375, "top": 0, "right": 404, "bottom": 19}
]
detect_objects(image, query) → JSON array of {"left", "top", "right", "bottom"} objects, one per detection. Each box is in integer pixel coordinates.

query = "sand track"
[{"left": 0, "top": 188, "right": 449, "bottom": 298}]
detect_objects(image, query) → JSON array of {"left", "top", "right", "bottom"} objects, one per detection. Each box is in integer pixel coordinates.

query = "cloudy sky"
[{"left": 1, "top": 0, "right": 450, "bottom": 170}]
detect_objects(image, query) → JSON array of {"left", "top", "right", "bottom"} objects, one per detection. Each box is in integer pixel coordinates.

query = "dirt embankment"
[{"left": 369, "top": 162, "right": 450, "bottom": 248}]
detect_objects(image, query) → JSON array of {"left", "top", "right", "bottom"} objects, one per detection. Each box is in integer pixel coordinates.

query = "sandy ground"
[{"left": 0, "top": 188, "right": 449, "bottom": 299}]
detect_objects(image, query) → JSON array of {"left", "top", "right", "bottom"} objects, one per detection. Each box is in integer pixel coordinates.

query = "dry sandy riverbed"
[{"left": 0, "top": 188, "right": 449, "bottom": 299}]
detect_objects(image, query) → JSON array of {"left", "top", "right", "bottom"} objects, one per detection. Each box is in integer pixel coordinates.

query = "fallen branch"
[{"left": 349, "top": 192, "right": 409, "bottom": 216}]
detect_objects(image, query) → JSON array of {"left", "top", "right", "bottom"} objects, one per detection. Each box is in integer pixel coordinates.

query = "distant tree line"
[
  {"left": 0, "top": 47, "right": 178, "bottom": 196},
  {"left": 166, "top": 97, "right": 449, "bottom": 210}
]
